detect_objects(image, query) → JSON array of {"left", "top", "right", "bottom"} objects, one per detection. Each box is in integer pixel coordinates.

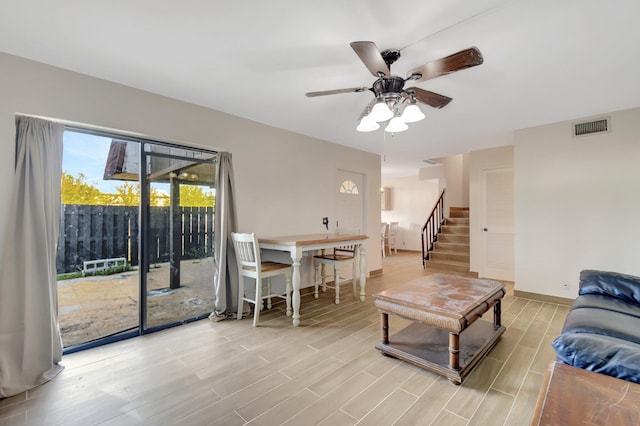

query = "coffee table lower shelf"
[{"left": 375, "top": 319, "right": 505, "bottom": 385}]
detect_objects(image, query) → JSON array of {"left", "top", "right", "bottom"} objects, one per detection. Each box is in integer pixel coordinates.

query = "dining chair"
[
  {"left": 387, "top": 221, "right": 399, "bottom": 255},
  {"left": 381, "top": 222, "right": 389, "bottom": 258},
  {"left": 313, "top": 228, "right": 359, "bottom": 304},
  {"left": 231, "top": 232, "right": 292, "bottom": 327}
]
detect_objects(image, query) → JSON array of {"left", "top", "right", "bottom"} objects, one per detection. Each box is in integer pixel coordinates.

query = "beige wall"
[
  {"left": 381, "top": 175, "right": 439, "bottom": 251},
  {"left": 418, "top": 153, "right": 470, "bottom": 214},
  {"left": 468, "top": 145, "right": 514, "bottom": 276},
  {"left": 432, "top": 154, "right": 469, "bottom": 212},
  {"left": 0, "top": 52, "right": 382, "bottom": 281},
  {"left": 514, "top": 107, "right": 640, "bottom": 298}
]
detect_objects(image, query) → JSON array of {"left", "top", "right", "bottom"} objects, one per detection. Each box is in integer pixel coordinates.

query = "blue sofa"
[{"left": 552, "top": 269, "right": 640, "bottom": 383}]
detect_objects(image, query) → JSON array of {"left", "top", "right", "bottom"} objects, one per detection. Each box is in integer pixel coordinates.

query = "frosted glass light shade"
[
  {"left": 401, "top": 104, "right": 425, "bottom": 123},
  {"left": 385, "top": 116, "right": 408, "bottom": 133},
  {"left": 369, "top": 101, "right": 394, "bottom": 122},
  {"left": 356, "top": 115, "right": 380, "bottom": 132}
]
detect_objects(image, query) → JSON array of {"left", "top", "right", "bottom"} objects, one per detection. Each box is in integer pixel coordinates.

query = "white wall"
[
  {"left": 0, "top": 52, "right": 382, "bottom": 282},
  {"left": 433, "top": 154, "right": 468, "bottom": 210},
  {"left": 468, "top": 145, "right": 514, "bottom": 275},
  {"left": 418, "top": 164, "right": 445, "bottom": 193},
  {"left": 515, "top": 107, "right": 640, "bottom": 298},
  {"left": 419, "top": 154, "right": 469, "bottom": 215},
  {"left": 381, "top": 175, "right": 439, "bottom": 251}
]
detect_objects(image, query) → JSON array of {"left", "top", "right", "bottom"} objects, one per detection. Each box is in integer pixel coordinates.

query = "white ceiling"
[{"left": 1, "top": 0, "right": 639, "bottom": 177}]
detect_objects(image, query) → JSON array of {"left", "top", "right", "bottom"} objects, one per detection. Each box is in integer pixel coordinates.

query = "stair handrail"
[{"left": 421, "top": 189, "right": 446, "bottom": 268}]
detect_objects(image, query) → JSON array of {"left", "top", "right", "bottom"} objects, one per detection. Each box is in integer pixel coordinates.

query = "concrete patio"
[{"left": 57, "top": 257, "right": 215, "bottom": 347}]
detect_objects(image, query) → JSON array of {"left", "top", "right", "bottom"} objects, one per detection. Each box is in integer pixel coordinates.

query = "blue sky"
[
  {"left": 63, "top": 130, "right": 122, "bottom": 193},
  {"left": 62, "top": 131, "right": 211, "bottom": 196}
]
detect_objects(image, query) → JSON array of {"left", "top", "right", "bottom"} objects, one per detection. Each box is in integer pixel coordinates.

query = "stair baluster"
[{"left": 421, "top": 189, "right": 446, "bottom": 268}]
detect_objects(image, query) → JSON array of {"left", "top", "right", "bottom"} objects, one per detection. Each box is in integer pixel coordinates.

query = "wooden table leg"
[
  {"left": 290, "top": 254, "right": 302, "bottom": 327},
  {"left": 494, "top": 300, "right": 502, "bottom": 327},
  {"left": 449, "top": 333, "right": 460, "bottom": 371},
  {"left": 381, "top": 313, "right": 389, "bottom": 345}
]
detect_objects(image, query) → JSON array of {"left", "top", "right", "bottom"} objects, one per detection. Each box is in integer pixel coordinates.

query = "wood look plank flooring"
[{"left": 0, "top": 252, "right": 569, "bottom": 425}]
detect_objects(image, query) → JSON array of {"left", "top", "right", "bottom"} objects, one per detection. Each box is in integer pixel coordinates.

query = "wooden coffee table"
[
  {"left": 374, "top": 273, "right": 506, "bottom": 385},
  {"left": 531, "top": 362, "right": 640, "bottom": 425}
]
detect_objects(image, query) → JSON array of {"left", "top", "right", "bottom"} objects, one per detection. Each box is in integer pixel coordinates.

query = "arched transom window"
[{"left": 339, "top": 179, "right": 359, "bottom": 195}]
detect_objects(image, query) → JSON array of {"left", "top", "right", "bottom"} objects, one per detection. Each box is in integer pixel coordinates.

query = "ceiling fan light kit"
[
  {"left": 369, "top": 101, "right": 394, "bottom": 122},
  {"left": 306, "top": 41, "right": 483, "bottom": 134},
  {"left": 400, "top": 102, "right": 426, "bottom": 123},
  {"left": 385, "top": 116, "right": 409, "bottom": 133},
  {"left": 356, "top": 115, "right": 380, "bottom": 132}
]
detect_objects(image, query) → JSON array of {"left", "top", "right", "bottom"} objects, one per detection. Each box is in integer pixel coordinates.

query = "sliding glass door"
[
  {"left": 140, "top": 143, "right": 217, "bottom": 331},
  {"left": 58, "top": 130, "right": 217, "bottom": 351},
  {"left": 58, "top": 133, "right": 142, "bottom": 348}
]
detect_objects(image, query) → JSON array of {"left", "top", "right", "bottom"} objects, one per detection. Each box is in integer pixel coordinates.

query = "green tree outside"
[
  {"left": 180, "top": 185, "right": 215, "bottom": 208},
  {"left": 61, "top": 172, "right": 111, "bottom": 205},
  {"left": 61, "top": 171, "right": 215, "bottom": 207}
]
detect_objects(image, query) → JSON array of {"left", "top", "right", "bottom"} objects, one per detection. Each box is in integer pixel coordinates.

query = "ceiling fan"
[{"left": 305, "top": 41, "right": 484, "bottom": 132}]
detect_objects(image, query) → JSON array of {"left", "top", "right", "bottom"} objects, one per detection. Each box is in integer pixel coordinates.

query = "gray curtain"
[
  {"left": 0, "top": 116, "right": 65, "bottom": 397},
  {"left": 209, "top": 152, "right": 239, "bottom": 320}
]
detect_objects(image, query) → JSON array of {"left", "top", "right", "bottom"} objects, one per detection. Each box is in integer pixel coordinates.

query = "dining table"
[{"left": 258, "top": 233, "right": 369, "bottom": 326}]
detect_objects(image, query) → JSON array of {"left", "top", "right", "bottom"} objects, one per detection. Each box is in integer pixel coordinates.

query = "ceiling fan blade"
[
  {"left": 407, "top": 46, "right": 483, "bottom": 83},
  {"left": 306, "top": 87, "right": 369, "bottom": 97},
  {"left": 350, "top": 41, "right": 390, "bottom": 77},
  {"left": 406, "top": 87, "right": 452, "bottom": 109}
]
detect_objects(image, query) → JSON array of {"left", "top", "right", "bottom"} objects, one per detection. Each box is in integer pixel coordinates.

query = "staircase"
[{"left": 424, "top": 207, "right": 471, "bottom": 274}]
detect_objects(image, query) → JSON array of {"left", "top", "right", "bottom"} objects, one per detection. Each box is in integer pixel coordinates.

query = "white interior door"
[
  {"left": 481, "top": 168, "right": 514, "bottom": 281},
  {"left": 334, "top": 170, "right": 364, "bottom": 281},
  {"left": 334, "top": 170, "right": 364, "bottom": 234}
]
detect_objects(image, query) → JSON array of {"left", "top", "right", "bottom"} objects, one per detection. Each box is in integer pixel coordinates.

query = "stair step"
[
  {"left": 449, "top": 207, "right": 469, "bottom": 219},
  {"left": 434, "top": 241, "right": 469, "bottom": 253},
  {"left": 437, "top": 234, "right": 469, "bottom": 244},
  {"left": 441, "top": 225, "right": 470, "bottom": 234},
  {"left": 430, "top": 251, "right": 470, "bottom": 263},
  {"left": 446, "top": 217, "right": 469, "bottom": 225},
  {"left": 422, "top": 207, "right": 471, "bottom": 274},
  {"left": 424, "top": 259, "right": 470, "bottom": 273}
]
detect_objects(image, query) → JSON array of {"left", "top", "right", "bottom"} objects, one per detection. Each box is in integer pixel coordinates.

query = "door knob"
[{"left": 483, "top": 228, "right": 488, "bottom": 232}]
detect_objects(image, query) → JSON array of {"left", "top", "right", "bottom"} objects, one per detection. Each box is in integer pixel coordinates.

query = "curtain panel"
[
  {"left": 210, "top": 152, "right": 239, "bottom": 320},
  {"left": 0, "top": 116, "right": 65, "bottom": 398}
]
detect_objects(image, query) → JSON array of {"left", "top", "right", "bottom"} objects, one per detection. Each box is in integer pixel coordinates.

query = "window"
[{"left": 339, "top": 179, "right": 359, "bottom": 195}]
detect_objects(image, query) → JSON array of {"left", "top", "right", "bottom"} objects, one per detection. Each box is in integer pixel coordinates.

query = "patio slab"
[{"left": 58, "top": 258, "right": 215, "bottom": 347}]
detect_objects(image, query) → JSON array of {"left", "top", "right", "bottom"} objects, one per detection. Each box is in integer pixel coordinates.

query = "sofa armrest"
[{"left": 579, "top": 270, "right": 640, "bottom": 306}]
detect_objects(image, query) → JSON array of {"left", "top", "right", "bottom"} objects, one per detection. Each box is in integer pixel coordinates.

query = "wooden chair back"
[{"left": 231, "top": 232, "right": 261, "bottom": 276}]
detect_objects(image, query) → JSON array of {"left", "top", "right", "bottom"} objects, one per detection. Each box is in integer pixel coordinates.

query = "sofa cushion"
[
  {"left": 561, "top": 307, "right": 640, "bottom": 345},
  {"left": 570, "top": 294, "right": 640, "bottom": 319},
  {"left": 579, "top": 270, "right": 640, "bottom": 306},
  {"left": 553, "top": 333, "right": 640, "bottom": 383}
]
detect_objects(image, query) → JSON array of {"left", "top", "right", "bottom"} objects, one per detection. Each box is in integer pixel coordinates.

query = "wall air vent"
[
  {"left": 422, "top": 159, "right": 439, "bottom": 165},
  {"left": 573, "top": 117, "right": 610, "bottom": 137}
]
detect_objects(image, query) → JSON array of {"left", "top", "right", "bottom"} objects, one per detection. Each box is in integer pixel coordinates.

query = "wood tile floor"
[{"left": 0, "top": 251, "right": 569, "bottom": 425}]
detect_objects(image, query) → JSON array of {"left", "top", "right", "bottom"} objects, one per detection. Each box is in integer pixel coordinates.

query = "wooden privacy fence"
[{"left": 57, "top": 204, "right": 214, "bottom": 274}]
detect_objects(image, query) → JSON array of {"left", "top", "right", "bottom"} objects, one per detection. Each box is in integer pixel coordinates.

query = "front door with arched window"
[{"left": 334, "top": 170, "right": 364, "bottom": 234}]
